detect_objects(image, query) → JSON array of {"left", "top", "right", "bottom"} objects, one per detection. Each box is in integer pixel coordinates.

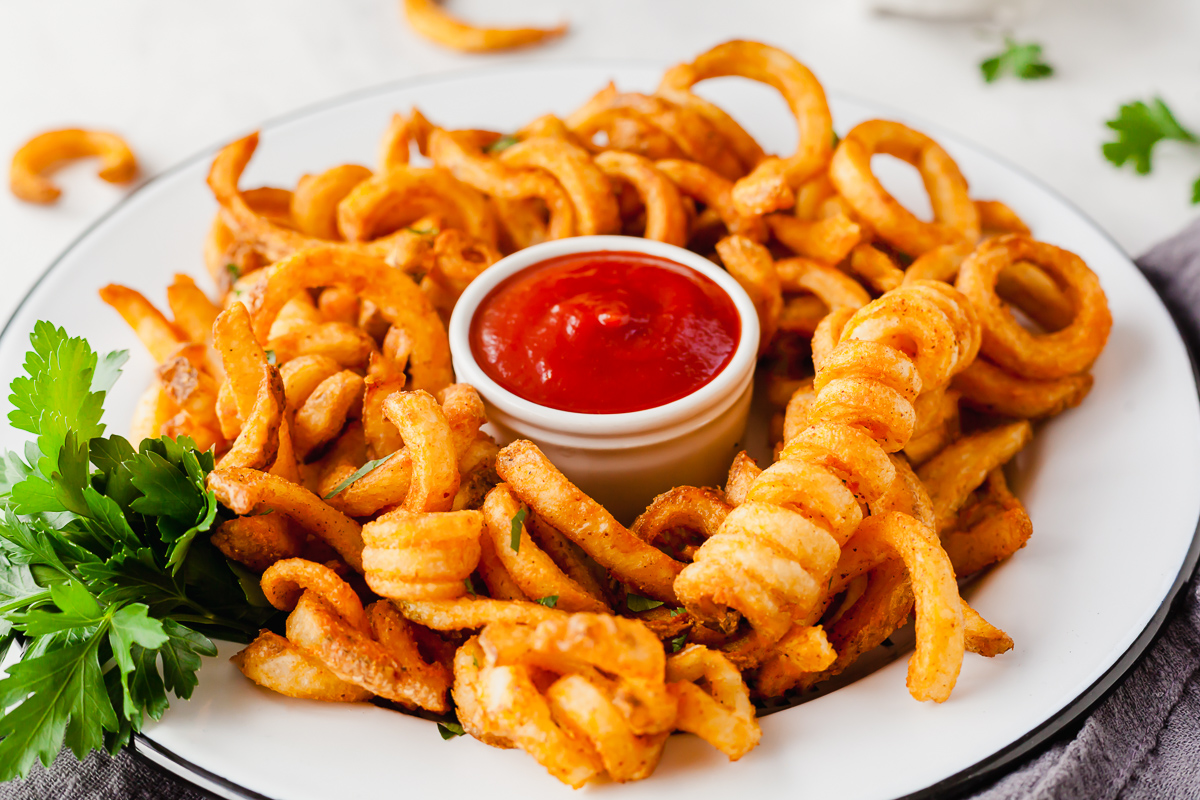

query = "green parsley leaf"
[
  {"left": 668, "top": 607, "right": 687, "bottom": 617},
  {"left": 463, "top": 575, "right": 479, "bottom": 597},
  {"left": 509, "top": 507, "right": 527, "bottom": 552},
  {"left": 264, "top": 349, "right": 277, "bottom": 366},
  {"left": 225, "top": 263, "right": 241, "bottom": 280},
  {"left": 626, "top": 594, "right": 663, "bottom": 612},
  {"left": 535, "top": 595, "right": 559, "bottom": 608},
  {"left": 1103, "top": 97, "right": 1198, "bottom": 175},
  {"left": 9, "top": 582, "right": 103, "bottom": 636},
  {"left": 0, "top": 322, "right": 274, "bottom": 780},
  {"left": 669, "top": 633, "right": 688, "bottom": 653},
  {"left": 8, "top": 322, "right": 108, "bottom": 443},
  {"left": 487, "top": 134, "right": 519, "bottom": 154},
  {"left": 158, "top": 619, "right": 217, "bottom": 700},
  {"left": 438, "top": 721, "right": 466, "bottom": 739},
  {"left": 1193, "top": 176, "right": 1200, "bottom": 205},
  {"left": 980, "top": 38, "right": 1053, "bottom": 84},
  {"left": 108, "top": 604, "right": 169, "bottom": 717},
  {"left": 322, "top": 453, "right": 396, "bottom": 499}
]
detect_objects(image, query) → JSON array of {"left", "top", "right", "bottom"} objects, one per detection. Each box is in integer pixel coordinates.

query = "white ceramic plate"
[{"left": 2, "top": 63, "right": 1198, "bottom": 800}]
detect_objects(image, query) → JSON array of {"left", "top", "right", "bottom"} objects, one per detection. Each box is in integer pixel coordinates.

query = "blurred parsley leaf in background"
[{"left": 980, "top": 38, "right": 1054, "bottom": 83}]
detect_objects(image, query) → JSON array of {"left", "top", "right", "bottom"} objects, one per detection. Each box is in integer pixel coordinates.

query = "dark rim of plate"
[{"left": 2, "top": 61, "right": 1196, "bottom": 800}]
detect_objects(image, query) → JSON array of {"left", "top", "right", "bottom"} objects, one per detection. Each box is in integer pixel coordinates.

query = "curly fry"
[
  {"left": 286, "top": 591, "right": 447, "bottom": 712},
  {"left": 10, "top": 129, "right": 137, "bottom": 203},
  {"left": 495, "top": 440, "right": 685, "bottom": 604},
  {"left": 362, "top": 508, "right": 482, "bottom": 600},
  {"left": 658, "top": 41, "right": 833, "bottom": 216},
  {"left": 482, "top": 485, "right": 609, "bottom": 613},
  {"left": 594, "top": 151, "right": 688, "bottom": 245},
  {"left": 403, "top": 0, "right": 566, "bottom": 53},
  {"left": 208, "top": 467, "right": 364, "bottom": 571},
  {"left": 247, "top": 246, "right": 451, "bottom": 393},
  {"left": 291, "top": 164, "right": 373, "bottom": 240},
  {"left": 233, "top": 631, "right": 373, "bottom": 703},
  {"left": 260, "top": 558, "right": 369, "bottom": 633},
  {"left": 499, "top": 137, "right": 620, "bottom": 236},
  {"left": 831, "top": 120, "right": 979, "bottom": 256},
  {"left": 666, "top": 644, "right": 760, "bottom": 760}
]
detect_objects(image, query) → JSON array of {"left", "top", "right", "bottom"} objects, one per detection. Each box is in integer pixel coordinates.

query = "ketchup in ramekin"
[
  {"left": 448, "top": 236, "right": 760, "bottom": 522},
  {"left": 468, "top": 251, "right": 741, "bottom": 414}
]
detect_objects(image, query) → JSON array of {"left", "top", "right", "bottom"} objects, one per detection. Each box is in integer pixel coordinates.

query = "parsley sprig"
[
  {"left": 1103, "top": 97, "right": 1200, "bottom": 204},
  {"left": 0, "top": 322, "right": 273, "bottom": 780},
  {"left": 980, "top": 37, "right": 1054, "bottom": 83}
]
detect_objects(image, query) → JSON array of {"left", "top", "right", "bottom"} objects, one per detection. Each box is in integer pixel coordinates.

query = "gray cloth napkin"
[{"left": 3, "top": 221, "right": 1199, "bottom": 800}]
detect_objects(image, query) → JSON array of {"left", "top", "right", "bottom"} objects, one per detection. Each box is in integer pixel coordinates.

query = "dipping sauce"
[{"left": 469, "top": 251, "right": 741, "bottom": 414}]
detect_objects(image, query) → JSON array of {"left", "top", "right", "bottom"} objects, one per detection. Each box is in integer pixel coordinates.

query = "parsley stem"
[
  {"left": 168, "top": 613, "right": 257, "bottom": 636},
  {"left": 0, "top": 590, "right": 50, "bottom": 614}
]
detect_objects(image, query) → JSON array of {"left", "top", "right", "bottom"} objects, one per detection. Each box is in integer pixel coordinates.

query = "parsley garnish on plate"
[
  {"left": 487, "top": 134, "right": 519, "bottom": 154},
  {"left": 1103, "top": 97, "right": 1200, "bottom": 204},
  {"left": 438, "top": 721, "right": 465, "bottom": 739},
  {"left": 535, "top": 595, "right": 558, "bottom": 608},
  {"left": 980, "top": 38, "right": 1053, "bottom": 83},
  {"left": 322, "top": 453, "right": 395, "bottom": 500},
  {"left": 0, "top": 322, "right": 272, "bottom": 780},
  {"left": 509, "top": 507, "right": 527, "bottom": 552},
  {"left": 625, "top": 593, "right": 663, "bottom": 613}
]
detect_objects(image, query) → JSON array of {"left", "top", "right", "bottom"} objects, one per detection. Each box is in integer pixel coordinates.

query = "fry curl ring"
[
  {"left": 362, "top": 508, "right": 482, "bottom": 600},
  {"left": 479, "top": 614, "right": 665, "bottom": 683},
  {"left": 246, "top": 247, "right": 451, "bottom": 392},
  {"left": 260, "top": 558, "right": 369, "bottom": 633},
  {"left": 676, "top": 282, "right": 980, "bottom": 646},
  {"left": 837, "top": 513, "right": 965, "bottom": 702},
  {"left": 477, "top": 664, "right": 602, "bottom": 788},
  {"left": 593, "top": 151, "right": 689, "bottom": 246},
  {"left": 428, "top": 128, "right": 575, "bottom": 239},
  {"left": 10, "top": 128, "right": 138, "bottom": 204},
  {"left": 830, "top": 120, "right": 980, "bottom": 256},
  {"left": 499, "top": 137, "right": 621, "bottom": 236},
  {"left": 546, "top": 675, "right": 668, "bottom": 783},
  {"left": 666, "top": 645, "right": 761, "bottom": 760},
  {"left": 955, "top": 235, "right": 1112, "bottom": 380},
  {"left": 482, "top": 485, "right": 610, "bottom": 613},
  {"left": 657, "top": 40, "right": 833, "bottom": 216},
  {"left": 953, "top": 357, "right": 1093, "bottom": 419},
  {"left": 495, "top": 440, "right": 685, "bottom": 604},
  {"left": 631, "top": 486, "right": 730, "bottom": 562},
  {"left": 337, "top": 164, "right": 497, "bottom": 247},
  {"left": 566, "top": 86, "right": 743, "bottom": 180}
]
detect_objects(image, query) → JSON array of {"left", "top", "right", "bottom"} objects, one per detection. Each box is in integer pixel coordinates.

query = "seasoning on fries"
[{"left": 91, "top": 39, "right": 1111, "bottom": 786}]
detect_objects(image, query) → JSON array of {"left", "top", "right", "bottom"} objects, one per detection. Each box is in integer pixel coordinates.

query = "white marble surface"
[{"left": 1, "top": 0, "right": 1197, "bottom": 325}]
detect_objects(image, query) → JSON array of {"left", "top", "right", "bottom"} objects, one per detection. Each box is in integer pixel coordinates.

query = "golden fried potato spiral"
[{"left": 674, "top": 281, "right": 980, "bottom": 644}]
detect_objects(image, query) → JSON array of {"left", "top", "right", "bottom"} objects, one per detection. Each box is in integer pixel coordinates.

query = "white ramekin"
[{"left": 449, "top": 236, "right": 761, "bottom": 523}]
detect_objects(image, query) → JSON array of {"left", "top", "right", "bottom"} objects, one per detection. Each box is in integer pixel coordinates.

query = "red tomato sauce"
[{"left": 469, "top": 250, "right": 741, "bottom": 414}]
